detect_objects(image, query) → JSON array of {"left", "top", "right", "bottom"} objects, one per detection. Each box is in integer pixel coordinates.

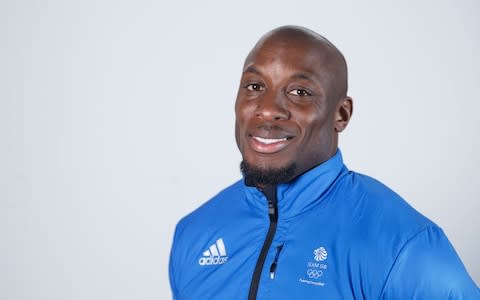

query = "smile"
[
  {"left": 248, "top": 135, "right": 292, "bottom": 154},
  {"left": 253, "top": 136, "right": 288, "bottom": 144}
]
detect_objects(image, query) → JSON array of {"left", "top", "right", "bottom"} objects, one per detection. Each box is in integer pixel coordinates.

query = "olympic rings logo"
[{"left": 306, "top": 268, "right": 323, "bottom": 279}]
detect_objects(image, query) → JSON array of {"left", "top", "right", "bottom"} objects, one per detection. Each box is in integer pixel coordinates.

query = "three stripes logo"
[{"left": 198, "top": 238, "right": 229, "bottom": 266}]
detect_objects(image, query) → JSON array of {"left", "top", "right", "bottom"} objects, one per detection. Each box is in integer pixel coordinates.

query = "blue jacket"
[{"left": 169, "top": 151, "right": 479, "bottom": 299}]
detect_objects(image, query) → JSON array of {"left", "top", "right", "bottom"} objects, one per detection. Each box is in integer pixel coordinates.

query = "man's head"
[{"left": 235, "top": 26, "right": 353, "bottom": 187}]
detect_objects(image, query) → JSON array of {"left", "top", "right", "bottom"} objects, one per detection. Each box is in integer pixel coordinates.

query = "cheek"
[
  {"left": 234, "top": 121, "right": 241, "bottom": 149},
  {"left": 234, "top": 106, "right": 251, "bottom": 151},
  {"left": 235, "top": 102, "right": 255, "bottom": 130},
  {"left": 298, "top": 112, "right": 334, "bottom": 145}
]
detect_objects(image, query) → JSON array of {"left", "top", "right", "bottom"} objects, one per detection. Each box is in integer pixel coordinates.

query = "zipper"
[
  {"left": 248, "top": 185, "right": 278, "bottom": 300},
  {"left": 269, "top": 244, "right": 284, "bottom": 279}
]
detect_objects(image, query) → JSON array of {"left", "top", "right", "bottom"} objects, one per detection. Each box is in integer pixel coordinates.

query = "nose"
[{"left": 255, "top": 91, "right": 290, "bottom": 121}]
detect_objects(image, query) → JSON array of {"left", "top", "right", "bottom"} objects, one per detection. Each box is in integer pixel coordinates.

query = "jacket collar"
[{"left": 243, "top": 150, "right": 347, "bottom": 220}]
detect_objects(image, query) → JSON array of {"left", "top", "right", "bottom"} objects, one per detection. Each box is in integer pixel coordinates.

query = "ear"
[{"left": 334, "top": 97, "right": 353, "bottom": 133}]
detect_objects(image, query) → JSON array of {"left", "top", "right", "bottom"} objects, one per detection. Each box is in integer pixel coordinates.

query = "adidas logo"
[{"left": 198, "top": 238, "right": 229, "bottom": 266}]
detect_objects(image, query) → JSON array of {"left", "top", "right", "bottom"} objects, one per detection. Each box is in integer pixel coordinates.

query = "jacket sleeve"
[
  {"left": 169, "top": 224, "right": 180, "bottom": 300},
  {"left": 380, "top": 226, "right": 479, "bottom": 299}
]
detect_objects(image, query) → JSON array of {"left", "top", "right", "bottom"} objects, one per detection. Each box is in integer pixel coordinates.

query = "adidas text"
[{"left": 198, "top": 256, "right": 228, "bottom": 265}]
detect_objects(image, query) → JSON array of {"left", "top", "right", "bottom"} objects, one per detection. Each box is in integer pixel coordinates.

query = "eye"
[
  {"left": 245, "top": 83, "right": 264, "bottom": 92},
  {"left": 288, "top": 88, "right": 311, "bottom": 96}
]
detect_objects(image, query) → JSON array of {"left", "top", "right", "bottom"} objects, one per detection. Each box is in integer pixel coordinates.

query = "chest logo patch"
[
  {"left": 198, "top": 238, "right": 229, "bottom": 266},
  {"left": 314, "top": 247, "right": 328, "bottom": 262},
  {"left": 299, "top": 246, "right": 328, "bottom": 287}
]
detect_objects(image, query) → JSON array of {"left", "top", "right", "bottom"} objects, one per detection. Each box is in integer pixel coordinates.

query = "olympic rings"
[{"left": 306, "top": 268, "right": 323, "bottom": 279}]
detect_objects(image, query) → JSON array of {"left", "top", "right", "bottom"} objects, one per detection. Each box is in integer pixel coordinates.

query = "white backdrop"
[{"left": 2, "top": 0, "right": 479, "bottom": 299}]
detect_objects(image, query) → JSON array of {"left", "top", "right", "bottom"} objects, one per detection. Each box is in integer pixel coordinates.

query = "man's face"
[{"left": 235, "top": 39, "right": 340, "bottom": 184}]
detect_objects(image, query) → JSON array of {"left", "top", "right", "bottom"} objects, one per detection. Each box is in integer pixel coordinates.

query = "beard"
[{"left": 240, "top": 160, "right": 296, "bottom": 187}]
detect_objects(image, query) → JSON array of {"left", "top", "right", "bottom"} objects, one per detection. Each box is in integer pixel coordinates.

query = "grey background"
[{"left": 2, "top": 0, "right": 479, "bottom": 299}]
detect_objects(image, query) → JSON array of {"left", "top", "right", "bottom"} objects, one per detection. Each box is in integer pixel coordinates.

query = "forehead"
[{"left": 243, "top": 39, "right": 330, "bottom": 81}]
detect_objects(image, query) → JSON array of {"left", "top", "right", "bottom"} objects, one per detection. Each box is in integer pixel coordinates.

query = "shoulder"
[
  {"left": 337, "top": 171, "right": 436, "bottom": 233},
  {"left": 169, "top": 179, "right": 245, "bottom": 295},
  {"left": 380, "top": 226, "right": 480, "bottom": 298},
  {"left": 175, "top": 179, "right": 245, "bottom": 233},
  {"left": 331, "top": 172, "right": 477, "bottom": 297},
  {"left": 171, "top": 179, "right": 250, "bottom": 257},
  {"left": 169, "top": 180, "right": 245, "bottom": 271}
]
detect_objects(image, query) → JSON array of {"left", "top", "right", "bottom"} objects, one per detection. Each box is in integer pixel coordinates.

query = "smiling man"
[
  {"left": 235, "top": 27, "right": 351, "bottom": 188},
  {"left": 169, "top": 26, "right": 479, "bottom": 299}
]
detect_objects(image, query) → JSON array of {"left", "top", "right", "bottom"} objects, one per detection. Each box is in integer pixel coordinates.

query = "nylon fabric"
[{"left": 169, "top": 150, "right": 479, "bottom": 299}]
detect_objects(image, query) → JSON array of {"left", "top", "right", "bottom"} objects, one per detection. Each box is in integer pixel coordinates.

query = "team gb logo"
[{"left": 314, "top": 247, "right": 328, "bottom": 262}]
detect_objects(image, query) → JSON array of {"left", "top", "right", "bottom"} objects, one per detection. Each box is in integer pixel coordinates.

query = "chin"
[
  {"left": 240, "top": 159, "right": 297, "bottom": 187},
  {"left": 244, "top": 153, "right": 292, "bottom": 170}
]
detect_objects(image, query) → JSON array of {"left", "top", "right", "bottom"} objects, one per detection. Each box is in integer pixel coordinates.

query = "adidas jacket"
[{"left": 169, "top": 151, "right": 479, "bottom": 299}]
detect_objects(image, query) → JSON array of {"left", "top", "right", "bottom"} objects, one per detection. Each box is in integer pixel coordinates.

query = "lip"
[{"left": 247, "top": 134, "right": 293, "bottom": 154}]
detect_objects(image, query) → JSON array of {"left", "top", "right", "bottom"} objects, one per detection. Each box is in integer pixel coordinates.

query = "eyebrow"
[
  {"left": 242, "top": 66, "right": 320, "bottom": 83},
  {"left": 243, "top": 66, "right": 262, "bottom": 75},
  {"left": 291, "top": 72, "right": 315, "bottom": 82}
]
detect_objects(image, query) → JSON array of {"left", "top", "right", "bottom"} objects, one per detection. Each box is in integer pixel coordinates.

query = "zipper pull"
[
  {"left": 269, "top": 244, "right": 284, "bottom": 279},
  {"left": 269, "top": 262, "right": 277, "bottom": 280},
  {"left": 263, "top": 185, "right": 277, "bottom": 223}
]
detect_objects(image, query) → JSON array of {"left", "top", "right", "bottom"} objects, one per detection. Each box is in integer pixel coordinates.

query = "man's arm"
[
  {"left": 380, "top": 226, "right": 479, "bottom": 299},
  {"left": 169, "top": 225, "right": 180, "bottom": 300}
]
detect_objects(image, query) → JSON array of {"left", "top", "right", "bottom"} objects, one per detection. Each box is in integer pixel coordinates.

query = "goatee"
[{"left": 240, "top": 161, "right": 296, "bottom": 187}]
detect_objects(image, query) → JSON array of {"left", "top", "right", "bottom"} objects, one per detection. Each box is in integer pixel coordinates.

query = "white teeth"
[{"left": 253, "top": 136, "right": 288, "bottom": 144}]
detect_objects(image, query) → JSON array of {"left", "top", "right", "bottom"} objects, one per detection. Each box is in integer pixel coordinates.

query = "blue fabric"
[{"left": 169, "top": 150, "right": 479, "bottom": 299}]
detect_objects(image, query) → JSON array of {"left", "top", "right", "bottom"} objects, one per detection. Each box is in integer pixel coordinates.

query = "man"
[{"left": 169, "top": 26, "right": 479, "bottom": 299}]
